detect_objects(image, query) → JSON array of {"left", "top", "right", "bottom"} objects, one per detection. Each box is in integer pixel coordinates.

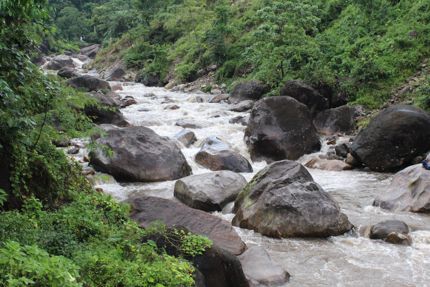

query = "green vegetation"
[
  {"left": 74, "top": 0, "right": 429, "bottom": 108},
  {"left": 0, "top": 194, "right": 197, "bottom": 287},
  {"left": 1, "top": 1, "right": 210, "bottom": 285}
]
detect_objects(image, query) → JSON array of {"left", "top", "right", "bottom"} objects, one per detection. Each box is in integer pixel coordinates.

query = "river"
[{"left": 72, "top": 59, "right": 430, "bottom": 287}]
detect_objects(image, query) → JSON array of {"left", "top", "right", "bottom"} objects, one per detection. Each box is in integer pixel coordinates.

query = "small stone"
[
  {"left": 175, "top": 119, "right": 202, "bottom": 129},
  {"left": 120, "top": 96, "right": 137, "bottom": 108},
  {"left": 174, "top": 129, "right": 197, "bottom": 147},
  {"left": 165, "top": 104, "right": 180, "bottom": 110}
]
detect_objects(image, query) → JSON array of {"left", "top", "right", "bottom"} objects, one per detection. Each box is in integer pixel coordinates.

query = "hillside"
[{"left": 51, "top": 0, "right": 430, "bottom": 110}]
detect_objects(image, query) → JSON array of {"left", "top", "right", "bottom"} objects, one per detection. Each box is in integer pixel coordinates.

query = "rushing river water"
[{"left": 68, "top": 58, "right": 430, "bottom": 286}]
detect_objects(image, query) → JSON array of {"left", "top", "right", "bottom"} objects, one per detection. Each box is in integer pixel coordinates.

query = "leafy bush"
[
  {"left": 0, "top": 193, "right": 198, "bottom": 286},
  {"left": 0, "top": 241, "right": 81, "bottom": 287}
]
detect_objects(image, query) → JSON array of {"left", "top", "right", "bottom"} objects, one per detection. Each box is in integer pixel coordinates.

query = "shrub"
[{"left": 0, "top": 241, "right": 81, "bottom": 287}]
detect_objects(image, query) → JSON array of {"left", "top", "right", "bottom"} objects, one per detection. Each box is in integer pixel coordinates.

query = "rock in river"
[
  {"left": 174, "top": 129, "right": 197, "bottom": 147},
  {"left": 245, "top": 96, "right": 321, "bottom": 162},
  {"left": 369, "top": 220, "right": 412, "bottom": 245},
  {"left": 233, "top": 160, "right": 353, "bottom": 238},
  {"left": 373, "top": 164, "right": 430, "bottom": 213},
  {"left": 238, "top": 246, "right": 290, "bottom": 287},
  {"left": 351, "top": 105, "right": 430, "bottom": 171},
  {"left": 90, "top": 126, "right": 192, "bottom": 182},
  {"left": 130, "top": 196, "right": 246, "bottom": 255},
  {"left": 174, "top": 171, "right": 247, "bottom": 212},
  {"left": 195, "top": 136, "right": 253, "bottom": 173}
]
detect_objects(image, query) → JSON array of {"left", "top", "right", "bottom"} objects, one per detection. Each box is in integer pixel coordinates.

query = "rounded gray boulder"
[
  {"left": 233, "top": 160, "right": 352, "bottom": 238},
  {"left": 90, "top": 126, "right": 192, "bottom": 182},
  {"left": 174, "top": 171, "right": 247, "bottom": 212}
]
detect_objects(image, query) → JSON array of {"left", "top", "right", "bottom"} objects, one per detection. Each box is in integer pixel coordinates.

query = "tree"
[{"left": 56, "top": 6, "right": 90, "bottom": 41}]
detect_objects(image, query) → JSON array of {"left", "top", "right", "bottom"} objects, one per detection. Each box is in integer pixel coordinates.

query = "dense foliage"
[
  {"left": 0, "top": 194, "right": 197, "bottom": 286},
  {"left": 79, "top": 0, "right": 429, "bottom": 109},
  {"left": 1, "top": 1, "right": 210, "bottom": 285}
]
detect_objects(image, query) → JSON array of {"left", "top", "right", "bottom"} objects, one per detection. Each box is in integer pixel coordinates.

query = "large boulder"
[
  {"left": 230, "top": 81, "right": 269, "bottom": 103},
  {"left": 373, "top": 164, "right": 430, "bottom": 213},
  {"left": 174, "top": 171, "right": 247, "bottom": 212},
  {"left": 80, "top": 44, "right": 100, "bottom": 58},
  {"left": 369, "top": 220, "right": 411, "bottom": 245},
  {"left": 68, "top": 75, "right": 111, "bottom": 92},
  {"left": 245, "top": 96, "right": 321, "bottom": 162},
  {"left": 46, "top": 55, "right": 75, "bottom": 70},
  {"left": 351, "top": 105, "right": 430, "bottom": 171},
  {"left": 84, "top": 92, "right": 128, "bottom": 127},
  {"left": 280, "top": 80, "right": 328, "bottom": 114},
  {"left": 232, "top": 160, "right": 353, "bottom": 238},
  {"left": 238, "top": 246, "right": 290, "bottom": 287},
  {"left": 313, "top": 105, "right": 355, "bottom": 135},
  {"left": 89, "top": 126, "right": 192, "bottom": 182},
  {"left": 130, "top": 196, "right": 247, "bottom": 255},
  {"left": 195, "top": 137, "right": 253, "bottom": 173}
]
